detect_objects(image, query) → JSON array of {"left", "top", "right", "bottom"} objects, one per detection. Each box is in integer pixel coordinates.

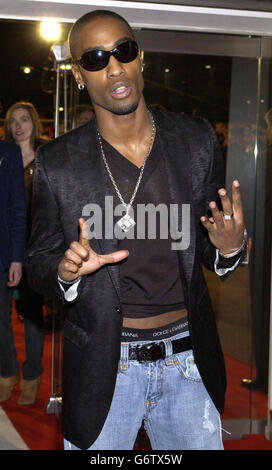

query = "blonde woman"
[{"left": 4, "top": 102, "right": 47, "bottom": 405}]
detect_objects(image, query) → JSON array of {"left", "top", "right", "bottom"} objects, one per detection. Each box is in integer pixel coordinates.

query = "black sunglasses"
[{"left": 75, "top": 40, "right": 139, "bottom": 72}]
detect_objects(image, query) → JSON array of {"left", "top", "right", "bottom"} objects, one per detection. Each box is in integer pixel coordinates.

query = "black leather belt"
[{"left": 129, "top": 336, "right": 192, "bottom": 363}]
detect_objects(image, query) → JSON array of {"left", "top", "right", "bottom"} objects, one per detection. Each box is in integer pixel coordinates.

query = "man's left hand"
[{"left": 200, "top": 180, "right": 245, "bottom": 255}]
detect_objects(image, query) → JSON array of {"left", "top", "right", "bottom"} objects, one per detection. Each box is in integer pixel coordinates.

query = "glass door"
[{"left": 133, "top": 29, "right": 270, "bottom": 441}]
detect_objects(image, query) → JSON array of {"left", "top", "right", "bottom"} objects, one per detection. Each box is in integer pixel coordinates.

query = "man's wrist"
[
  {"left": 218, "top": 229, "right": 247, "bottom": 258},
  {"left": 57, "top": 274, "right": 81, "bottom": 285},
  {"left": 218, "top": 245, "right": 243, "bottom": 258}
]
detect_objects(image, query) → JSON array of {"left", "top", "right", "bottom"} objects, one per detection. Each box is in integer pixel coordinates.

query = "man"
[
  {"left": 26, "top": 10, "right": 247, "bottom": 450},
  {"left": 0, "top": 140, "right": 26, "bottom": 401}
]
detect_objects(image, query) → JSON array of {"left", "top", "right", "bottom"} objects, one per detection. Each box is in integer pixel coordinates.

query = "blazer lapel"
[
  {"left": 154, "top": 111, "right": 196, "bottom": 285},
  {"left": 66, "top": 121, "right": 121, "bottom": 300}
]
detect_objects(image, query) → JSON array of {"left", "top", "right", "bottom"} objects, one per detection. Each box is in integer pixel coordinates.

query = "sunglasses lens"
[
  {"left": 80, "top": 50, "right": 109, "bottom": 71},
  {"left": 114, "top": 41, "right": 139, "bottom": 63},
  {"left": 79, "top": 40, "right": 139, "bottom": 71}
]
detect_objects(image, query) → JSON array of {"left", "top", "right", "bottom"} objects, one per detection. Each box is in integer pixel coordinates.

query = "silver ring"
[{"left": 223, "top": 213, "right": 233, "bottom": 220}]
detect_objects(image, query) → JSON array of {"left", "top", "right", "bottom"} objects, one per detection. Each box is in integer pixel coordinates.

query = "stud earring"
[{"left": 78, "top": 83, "right": 85, "bottom": 90}]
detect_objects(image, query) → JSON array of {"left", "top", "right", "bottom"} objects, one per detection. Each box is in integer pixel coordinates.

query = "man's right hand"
[{"left": 58, "top": 218, "right": 129, "bottom": 282}]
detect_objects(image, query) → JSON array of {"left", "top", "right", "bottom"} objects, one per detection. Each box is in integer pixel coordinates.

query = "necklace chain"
[{"left": 97, "top": 111, "right": 156, "bottom": 215}]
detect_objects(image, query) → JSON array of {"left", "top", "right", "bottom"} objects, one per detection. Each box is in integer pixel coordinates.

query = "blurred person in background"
[
  {"left": 4, "top": 101, "right": 47, "bottom": 405},
  {"left": 0, "top": 140, "right": 26, "bottom": 403},
  {"left": 72, "top": 104, "right": 94, "bottom": 128}
]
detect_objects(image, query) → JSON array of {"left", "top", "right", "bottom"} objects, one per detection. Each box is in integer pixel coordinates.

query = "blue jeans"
[{"left": 64, "top": 331, "right": 223, "bottom": 450}]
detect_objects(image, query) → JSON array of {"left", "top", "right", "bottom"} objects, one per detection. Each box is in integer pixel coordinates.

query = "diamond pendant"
[{"left": 117, "top": 212, "right": 136, "bottom": 233}]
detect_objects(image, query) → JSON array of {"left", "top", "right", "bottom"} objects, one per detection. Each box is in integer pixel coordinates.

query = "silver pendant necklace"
[{"left": 97, "top": 111, "right": 156, "bottom": 233}]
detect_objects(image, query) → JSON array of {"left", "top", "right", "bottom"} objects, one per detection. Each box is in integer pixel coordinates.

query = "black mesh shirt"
[{"left": 100, "top": 133, "right": 186, "bottom": 319}]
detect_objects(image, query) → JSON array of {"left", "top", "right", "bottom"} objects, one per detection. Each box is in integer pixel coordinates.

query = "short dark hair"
[{"left": 68, "top": 10, "right": 134, "bottom": 59}]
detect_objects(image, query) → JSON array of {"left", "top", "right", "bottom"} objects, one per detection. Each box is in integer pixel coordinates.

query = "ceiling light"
[
  {"left": 20, "top": 66, "right": 33, "bottom": 74},
  {"left": 40, "top": 19, "right": 61, "bottom": 41}
]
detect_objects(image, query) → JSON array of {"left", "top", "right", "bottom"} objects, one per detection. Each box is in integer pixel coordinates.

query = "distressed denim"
[{"left": 64, "top": 330, "right": 224, "bottom": 450}]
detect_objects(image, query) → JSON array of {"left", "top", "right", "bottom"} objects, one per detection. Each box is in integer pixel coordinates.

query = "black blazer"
[{"left": 26, "top": 109, "right": 245, "bottom": 449}]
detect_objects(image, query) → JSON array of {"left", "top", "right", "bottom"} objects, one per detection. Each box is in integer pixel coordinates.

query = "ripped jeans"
[{"left": 64, "top": 331, "right": 223, "bottom": 450}]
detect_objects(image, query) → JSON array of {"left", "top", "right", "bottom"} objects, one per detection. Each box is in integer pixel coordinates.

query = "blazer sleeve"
[
  {"left": 8, "top": 146, "right": 27, "bottom": 263},
  {"left": 25, "top": 148, "right": 65, "bottom": 300},
  {"left": 198, "top": 120, "right": 247, "bottom": 279}
]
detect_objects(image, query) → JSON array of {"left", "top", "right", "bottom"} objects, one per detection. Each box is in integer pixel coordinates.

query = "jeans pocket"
[{"left": 173, "top": 351, "right": 202, "bottom": 382}]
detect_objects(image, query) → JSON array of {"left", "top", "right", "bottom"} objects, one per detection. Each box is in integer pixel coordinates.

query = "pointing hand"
[{"left": 58, "top": 218, "right": 129, "bottom": 282}]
